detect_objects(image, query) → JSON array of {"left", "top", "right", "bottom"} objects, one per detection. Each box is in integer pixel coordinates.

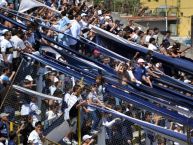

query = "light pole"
[{"left": 165, "top": 0, "right": 168, "bottom": 31}]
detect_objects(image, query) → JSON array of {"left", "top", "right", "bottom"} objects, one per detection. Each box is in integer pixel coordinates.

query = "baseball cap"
[
  {"left": 82, "top": 135, "right": 92, "bottom": 141},
  {"left": 137, "top": 58, "right": 145, "bottom": 63},
  {"left": 0, "top": 113, "right": 9, "bottom": 118},
  {"left": 105, "top": 16, "right": 111, "bottom": 20},
  {"left": 25, "top": 75, "right": 33, "bottom": 81},
  {"left": 98, "top": 10, "right": 102, "bottom": 15},
  {"left": 1, "top": 29, "right": 9, "bottom": 35},
  {"left": 81, "top": 13, "right": 87, "bottom": 17},
  {"left": 184, "top": 79, "right": 191, "bottom": 84},
  {"left": 0, "top": 0, "right": 8, "bottom": 7},
  {"left": 93, "top": 49, "right": 100, "bottom": 55}
]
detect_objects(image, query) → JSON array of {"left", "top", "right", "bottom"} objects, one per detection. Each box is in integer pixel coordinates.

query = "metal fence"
[{"left": 0, "top": 57, "right": 192, "bottom": 145}]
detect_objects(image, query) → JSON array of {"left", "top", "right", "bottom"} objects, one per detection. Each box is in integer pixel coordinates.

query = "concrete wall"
[{"left": 140, "top": 0, "right": 192, "bottom": 38}]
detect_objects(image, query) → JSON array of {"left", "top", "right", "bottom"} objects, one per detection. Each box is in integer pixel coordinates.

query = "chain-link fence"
[{"left": 0, "top": 55, "right": 192, "bottom": 145}]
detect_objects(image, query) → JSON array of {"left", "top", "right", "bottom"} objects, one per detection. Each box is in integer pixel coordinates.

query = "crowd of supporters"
[{"left": 0, "top": 0, "right": 192, "bottom": 145}]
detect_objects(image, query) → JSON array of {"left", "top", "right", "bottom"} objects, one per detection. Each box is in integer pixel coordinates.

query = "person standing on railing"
[
  {"left": 63, "top": 85, "right": 87, "bottom": 145},
  {"left": 66, "top": 13, "right": 82, "bottom": 51}
]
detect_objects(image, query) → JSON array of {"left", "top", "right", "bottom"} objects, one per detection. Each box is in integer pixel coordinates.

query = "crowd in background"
[{"left": 0, "top": 0, "right": 192, "bottom": 145}]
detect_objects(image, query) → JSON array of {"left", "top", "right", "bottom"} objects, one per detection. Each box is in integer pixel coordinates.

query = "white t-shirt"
[
  {"left": 0, "top": 36, "right": 4, "bottom": 45},
  {"left": 148, "top": 43, "right": 158, "bottom": 51},
  {"left": 30, "top": 102, "right": 41, "bottom": 127},
  {"left": 131, "top": 33, "right": 138, "bottom": 41},
  {"left": 10, "top": 35, "right": 25, "bottom": 58},
  {"left": 79, "top": 19, "right": 88, "bottom": 30},
  {"left": 20, "top": 104, "right": 31, "bottom": 116},
  {"left": 87, "top": 92, "right": 97, "bottom": 111},
  {"left": 0, "top": 38, "right": 13, "bottom": 63},
  {"left": 174, "top": 129, "right": 183, "bottom": 145},
  {"left": 49, "top": 85, "right": 56, "bottom": 96},
  {"left": 64, "top": 93, "right": 78, "bottom": 120},
  {"left": 28, "top": 130, "right": 42, "bottom": 145},
  {"left": 46, "top": 110, "right": 58, "bottom": 121},
  {"left": 145, "top": 35, "right": 151, "bottom": 43}
]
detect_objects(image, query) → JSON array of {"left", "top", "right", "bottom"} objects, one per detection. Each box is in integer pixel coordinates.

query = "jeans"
[
  {"left": 91, "top": 110, "right": 100, "bottom": 131},
  {"left": 115, "top": 97, "right": 121, "bottom": 106}
]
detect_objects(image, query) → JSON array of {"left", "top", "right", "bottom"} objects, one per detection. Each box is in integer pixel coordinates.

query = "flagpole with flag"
[{"left": 18, "top": 0, "right": 61, "bottom": 14}]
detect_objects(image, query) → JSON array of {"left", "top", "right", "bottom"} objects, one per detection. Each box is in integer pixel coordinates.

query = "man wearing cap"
[
  {"left": 82, "top": 135, "right": 94, "bottom": 145},
  {"left": 133, "top": 58, "right": 152, "bottom": 87},
  {"left": 23, "top": 75, "right": 36, "bottom": 89},
  {"left": 0, "top": 113, "right": 9, "bottom": 144},
  {"left": 80, "top": 13, "right": 89, "bottom": 31}
]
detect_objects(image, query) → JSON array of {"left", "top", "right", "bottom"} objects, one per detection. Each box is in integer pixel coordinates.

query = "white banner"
[
  {"left": 13, "top": 85, "right": 62, "bottom": 101},
  {"left": 18, "top": 0, "right": 60, "bottom": 14}
]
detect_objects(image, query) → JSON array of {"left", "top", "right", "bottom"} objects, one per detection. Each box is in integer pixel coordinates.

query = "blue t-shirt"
[
  {"left": 133, "top": 66, "right": 147, "bottom": 81},
  {"left": 0, "top": 74, "right": 10, "bottom": 84},
  {"left": 58, "top": 16, "right": 70, "bottom": 30},
  {"left": 8, "top": 140, "right": 16, "bottom": 145},
  {"left": 58, "top": 16, "right": 70, "bottom": 42},
  {"left": 0, "top": 121, "right": 9, "bottom": 138}
]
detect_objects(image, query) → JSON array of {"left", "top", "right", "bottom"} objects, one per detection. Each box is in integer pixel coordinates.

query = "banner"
[
  {"left": 18, "top": 0, "right": 60, "bottom": 14},
  {"left": 92, "top": 25, "right": 193, "bottom": 75},
  {"left": 90, "top": 104, "right": 193, "bottom": 145},
  {"left": 13, "top": 85, "right": 62, "bottom": 101}
]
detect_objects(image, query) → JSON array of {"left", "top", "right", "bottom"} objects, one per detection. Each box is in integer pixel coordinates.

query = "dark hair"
[
  {"left": 73, "top": 85, "right": 81, "bottom": 93},
  {"left": 146, "top": 28, "right": 153, "bottom": 34},
  {"left": 95, "top": 75, "right": 104, "bottom": 85},
  {"left": 162, "top": 39, "right": 170, "bottom": 48},
  {"left": 2, "top": 67, "right": 9, "bottom": 73},
  {"left": 35, "top": 121, "right": 42, "bottom": 127},
  {"left": 11, "top": 28, "right": 18, "bottom": 36},
  {"left": 61, "top": 10, "right": 67, "bottom": 16},
  {"left": 17, "top": 30, "right": 25, "bottom": 39},
  {"left": 153, "top": 27, "right": 159, "bottom": 31},
  {"left": 138, "top": 30, "right": 144, "bottom": 36},
  {"left": 114, "top": 105, "right": 122, "bottom": 111},
  {"left": 149, "top": 37, "right": 155, "bottom": 43},
  {"left": 53, "top": 89, "right": 63, "bottom": 97},
  {"left": 166, "top": 30, "right": 171, "bottom": 34},
  {"left": 173, "top": 42, "right": 181, "bottom": 49}
]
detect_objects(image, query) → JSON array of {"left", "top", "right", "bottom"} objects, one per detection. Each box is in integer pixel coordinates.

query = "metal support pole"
[
  {"left": 187, "top": 126, "right": 191, "bottom": 145},
  {"left": 78, "top": 108, "right": 81, "bottom": 145},
  {"left": 165, "top": 0, "right": 168, "bottom": 31}
]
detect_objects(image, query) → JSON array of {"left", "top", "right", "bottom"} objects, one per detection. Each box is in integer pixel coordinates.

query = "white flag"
[{"left": 18, "top": 0, "right": 60, "bottom": 14}]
